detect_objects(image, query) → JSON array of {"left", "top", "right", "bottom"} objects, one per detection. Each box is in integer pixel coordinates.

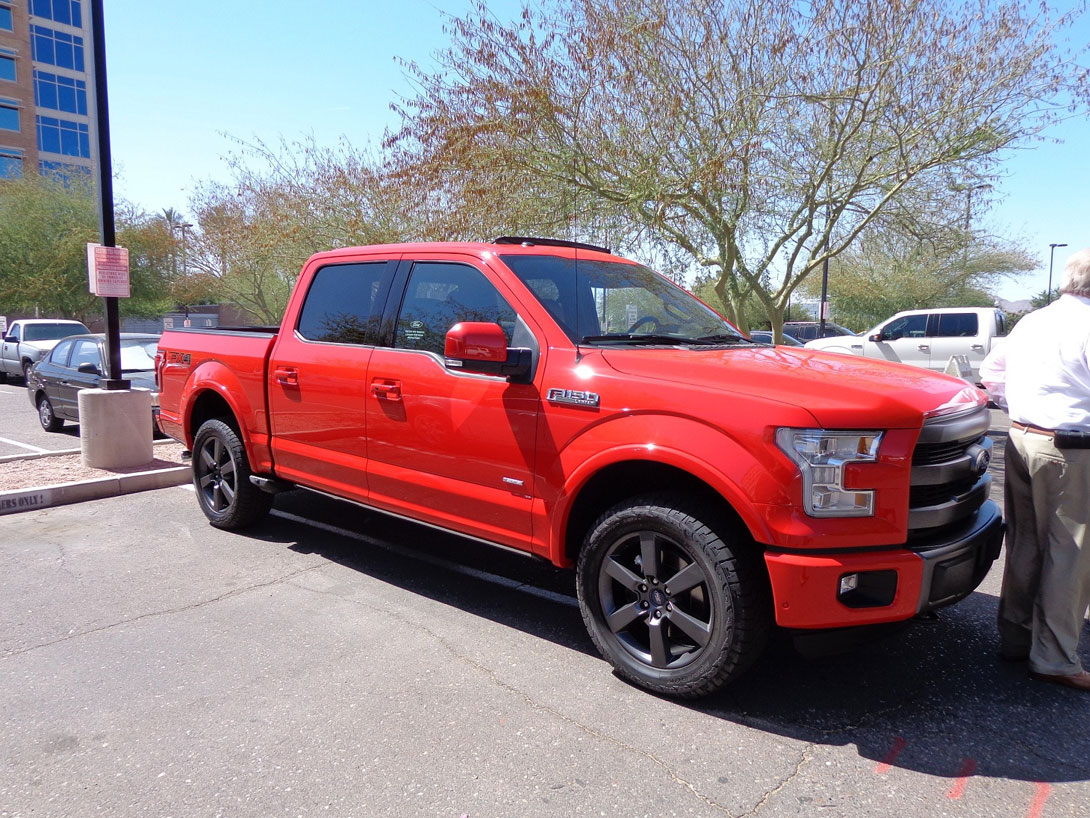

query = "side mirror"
[
  {"left": 444, "top": 322, "right": 532, "bottom": 383},
  {"left": 77, "top": 362, "right": 102, "bottom": 375},
  {"left": 869, "top": 332, "right": 884, "bottom": 342}
]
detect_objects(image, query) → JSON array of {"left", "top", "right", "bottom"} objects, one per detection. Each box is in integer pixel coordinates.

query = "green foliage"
[
  {"left": 798, "top": 231, "right": 1035, "bottom": 331},
  {"left": 387, "top": 0, "right": 1090, "bottom": 335},
  {"left": 0, "top": 173, "right": 209, "bottom": 321}
]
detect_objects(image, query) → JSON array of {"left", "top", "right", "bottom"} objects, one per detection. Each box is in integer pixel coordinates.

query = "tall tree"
[{"left": 388, "top": 0, "right": 1090, "bottom": 334}]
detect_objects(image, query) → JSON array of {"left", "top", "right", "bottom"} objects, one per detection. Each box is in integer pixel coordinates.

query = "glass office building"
[{"left": 0, "top": 0, "right": 95, "bottom": 179}]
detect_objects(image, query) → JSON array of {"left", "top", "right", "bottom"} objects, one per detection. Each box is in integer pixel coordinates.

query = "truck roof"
[{"left": 306, "top": 238, "right": 624, "bottom": 265}]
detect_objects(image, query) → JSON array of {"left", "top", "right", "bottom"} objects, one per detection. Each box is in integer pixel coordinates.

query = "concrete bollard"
[{"left": 78, "top": 388, "right": 154, "bottom": 469}]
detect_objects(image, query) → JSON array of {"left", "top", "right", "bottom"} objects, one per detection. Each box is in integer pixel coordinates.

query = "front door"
[
  {"left": 869, "top": 313, "right": 930, "bottom": 370},
  {"left": 364, "top": 258, "right": 541, "bottom": 548}
]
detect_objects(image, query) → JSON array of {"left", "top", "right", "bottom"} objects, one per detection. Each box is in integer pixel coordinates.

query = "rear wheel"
[
  {"left": 576, "top": 493, "right": 770, "bottom": 698},
  {"left": 37, "top": 394, "right": 63, "bottom": 432},
  {"left": 192, "top": 419, "right": 272, "bottom": 529}
]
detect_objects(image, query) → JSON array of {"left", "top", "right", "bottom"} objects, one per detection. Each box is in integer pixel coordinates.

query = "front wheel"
[
  {"left": 37, "top": 394, "right": 63, "bottom": 432},
  {"left": 192, "top": 419, "right": 272, "bottom": 530},
  {"left": 576, "top": 493, "right": 770, "bottom": 698}
]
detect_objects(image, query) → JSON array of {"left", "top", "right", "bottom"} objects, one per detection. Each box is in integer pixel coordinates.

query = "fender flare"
[{"left": 544, "top": 413, "right": 784, "bottom": 565}]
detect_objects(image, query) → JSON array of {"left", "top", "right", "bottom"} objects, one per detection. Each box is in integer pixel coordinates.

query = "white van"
[{"left": 804, "top": 307, "right": 1007, "bottom": 382}]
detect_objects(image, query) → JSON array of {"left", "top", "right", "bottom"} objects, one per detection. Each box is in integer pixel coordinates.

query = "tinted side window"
[
  {"left": 297, "top": 262, "right": 393, "bottom": 345},
  {"left": 50, "top": 338, "right": 74, "bottom": 365},
  {"left": 395, "top": 262, "right": 516, "bottom": 355},
  {"left": 935, "top": 313, "right": 978, "bottom": 338},
  {"left": 70, "top": 339, "right": 101, "bottom": 370},
  {"left": 882, "top": 314, "right": 928, "bottom": 340}
]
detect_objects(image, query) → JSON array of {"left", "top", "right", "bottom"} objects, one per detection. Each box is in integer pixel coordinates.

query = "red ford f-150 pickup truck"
[{"left": 156, "top": 238, "right": 1003, "bottom": 697}]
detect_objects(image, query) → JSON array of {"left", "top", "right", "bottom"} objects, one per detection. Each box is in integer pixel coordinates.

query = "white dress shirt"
[{"left": 979, "top": 294, "right": 1090, "bottom": 431}]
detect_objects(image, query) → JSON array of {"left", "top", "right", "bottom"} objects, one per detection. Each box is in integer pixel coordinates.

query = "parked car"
[
  {"left": 1, "top": 319, "right": 90, "bottom": 382},
  {"left": 781, "top": 321, "right": 857, "bottom": 342},
  {"left": 26, "top": 333, "right": 160, "bottom": 432},
  {"left": 804, "top": 307, "right": 1007, "bottom": 382},
  {"left": 749, "top": 330, "right": 803, "bottom": 346}
]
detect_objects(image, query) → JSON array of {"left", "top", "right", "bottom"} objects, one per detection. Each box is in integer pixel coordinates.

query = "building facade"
[{"left": 0, "top": 0, "right": 94, "bottom": 179}]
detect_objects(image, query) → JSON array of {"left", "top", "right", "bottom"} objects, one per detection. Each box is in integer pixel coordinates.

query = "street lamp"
[{"left": 1047, "top": 243, "right": 1067, "bottom": 305}]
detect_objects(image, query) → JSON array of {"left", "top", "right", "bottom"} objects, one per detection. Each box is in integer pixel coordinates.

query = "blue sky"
[{"left": 103, "top": 0, "right": 1088, "bottom": 302}]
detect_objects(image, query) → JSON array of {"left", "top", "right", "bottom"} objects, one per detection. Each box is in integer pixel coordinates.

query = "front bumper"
[{"left": 764, "top": 500, "right": 1004, "bottom": 629}]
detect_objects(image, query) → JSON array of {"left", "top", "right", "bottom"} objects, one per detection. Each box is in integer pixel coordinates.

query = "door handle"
[
  {"left": 971, "top": 344, "right": 984, "bottom": 352},
  {"left": 274, "top": 366, "right": 299, "bottom": 386},
  {"left": 371, "top": 379, "right": 402, "bottom": 401},
  {"left": 917, "top": 344, "right": 930, "bottom": 351}
]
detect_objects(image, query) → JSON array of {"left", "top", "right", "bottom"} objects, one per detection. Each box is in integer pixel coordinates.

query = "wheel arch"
[{"left": 562, "top": 460, "right": 757, "bottom": 565}]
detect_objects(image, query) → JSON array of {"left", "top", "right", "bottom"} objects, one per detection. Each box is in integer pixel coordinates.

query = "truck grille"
[{"left": 907, "top": 405, "right": 993, "bottom": 536}]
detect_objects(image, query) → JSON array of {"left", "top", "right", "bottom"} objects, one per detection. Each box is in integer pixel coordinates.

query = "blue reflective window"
[
  {"left": 0, "top": 102, "right": 19, "bottom": 131},
  {"left": 0, "top": 5, "right": 12, "bottom": 32},
  {"left": 36, "top": 114, "right": 88, "bottom": 157},
  {"left": 30, "top": 26, "right": 85, "bottom": 72},
  {"left": 0, "top": 151, "right": 22, "bottom": 179},
  {"left": 34, "top": 71, "right": 87, "bottom": 114},
  {"left": 0, "top": 55, "right": 15, "bottom": 83},
  {"left": 30, "top": 0, "right": 82, "bottom": 27}
]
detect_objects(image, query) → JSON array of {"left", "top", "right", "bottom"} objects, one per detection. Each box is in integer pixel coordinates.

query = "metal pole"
[
  {"left": 1047, "top": 243, "right": 1067, "bottom": 305},
  {"left": 89, "top": 0, "right": 128, "bottom": 389}
]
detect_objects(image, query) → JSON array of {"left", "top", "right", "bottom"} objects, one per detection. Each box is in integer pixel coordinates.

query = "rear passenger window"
[
  {"left": 297, "top": 262, "right": 393, "bottom": 345},
  {"left": 935, "top": 313, "right": 978, "bottom": 337},
  {"left": 395, "top": 262, "right": 517, "bottom": 355}
]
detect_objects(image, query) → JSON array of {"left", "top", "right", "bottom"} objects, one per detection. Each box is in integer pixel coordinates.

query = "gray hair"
[{"left": 1060, "top": 248, "right": 1090, "bottom": 297}]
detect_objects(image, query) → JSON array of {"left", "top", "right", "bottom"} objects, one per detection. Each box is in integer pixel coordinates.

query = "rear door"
[
  {"left": 364, "top": 256, "right": 542, "bottom": 548},
  {"left": 927, "top": 312, "right": 980, "bottom": 375},
  {"left": 267, "top": 257, "right": 398, "bottom": 503}
]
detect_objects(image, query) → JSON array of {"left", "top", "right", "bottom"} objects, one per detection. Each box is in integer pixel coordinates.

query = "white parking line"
[{"left": 0, "top": 436, "right": 49, "bottom": 454}]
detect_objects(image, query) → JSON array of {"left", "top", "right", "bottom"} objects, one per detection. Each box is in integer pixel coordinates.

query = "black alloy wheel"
[
  {"left": 577, "top": 493, "right": 769, "bottom": 698},
  {"left": 192, "top": 418, "right": 272, "bottom": 529},
  {"left": 37, "top": 394, "right": 63, "bottom": 432}
]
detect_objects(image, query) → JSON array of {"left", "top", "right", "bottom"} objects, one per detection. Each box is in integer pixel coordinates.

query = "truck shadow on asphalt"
[{"left": 245, "top": 484, "right": 1087, "bottom": 786}]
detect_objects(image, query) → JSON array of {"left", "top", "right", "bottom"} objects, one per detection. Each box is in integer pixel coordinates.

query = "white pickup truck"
[
  {"left": 0, "top": 319, "right": 90, "bottom": 382},
  {"left": 804, "top": 307, "right": 1007, "bottom": 382}
]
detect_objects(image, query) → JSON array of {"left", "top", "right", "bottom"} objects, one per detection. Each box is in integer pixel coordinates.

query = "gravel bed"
[{"left": 0, "top": 441, "right": 189, "bottom": 492}]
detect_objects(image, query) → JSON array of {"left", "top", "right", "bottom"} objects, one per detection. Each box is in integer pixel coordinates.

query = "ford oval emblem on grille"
[{"left": 967, "top": 444, "right": 991, "bottom": 476}]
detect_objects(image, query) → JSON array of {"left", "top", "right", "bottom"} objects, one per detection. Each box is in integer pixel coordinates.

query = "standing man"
[{"left": 981, "top": 247, "right": 1090, "bottom": 691}]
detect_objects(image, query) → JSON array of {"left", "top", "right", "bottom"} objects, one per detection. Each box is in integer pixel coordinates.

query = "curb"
[{"left": 0, "top": 466, "right": 191, "bottom": 517}]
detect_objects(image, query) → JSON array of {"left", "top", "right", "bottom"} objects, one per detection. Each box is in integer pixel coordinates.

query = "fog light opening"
[{"left": 837, "top": 570, "right": 898, "bottom": 609}]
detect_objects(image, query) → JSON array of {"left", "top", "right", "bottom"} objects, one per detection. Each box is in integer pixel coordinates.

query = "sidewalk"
[{"left": 0, "top": 440, "right": 190, "bottom": 517}]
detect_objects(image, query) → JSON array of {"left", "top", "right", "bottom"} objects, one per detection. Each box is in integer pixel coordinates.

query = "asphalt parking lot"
[
  {"left": 2, "top": 408, "right": 1088, "bottom": 818},
  {"left": 0, "top": 380, "right": 83, "bottom": 457}
]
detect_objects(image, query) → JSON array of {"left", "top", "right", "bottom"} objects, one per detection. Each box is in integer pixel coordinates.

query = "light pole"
[
  {"left": 172, "top": 221, "right": 193, "bottom": 276},
  {"left": 1047, "top": 243, "right": 1067, "bottom": 305}
]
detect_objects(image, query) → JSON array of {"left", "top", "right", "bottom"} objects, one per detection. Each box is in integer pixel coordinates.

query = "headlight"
[{"left": 775, "top": 429, "right": 883, "bottom": 517}]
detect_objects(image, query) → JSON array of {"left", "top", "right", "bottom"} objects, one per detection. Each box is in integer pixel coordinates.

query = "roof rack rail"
[{"left": 493, "top": 236, "right": 612, "bottom": 254}]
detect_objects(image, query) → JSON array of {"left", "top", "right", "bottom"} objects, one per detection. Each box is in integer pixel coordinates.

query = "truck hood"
[
  {"left": 599, "top": 346, "right": 979, "bottom": 429},
  {"left": 21, "top": 339, "right": 63, "bottom": 354}
]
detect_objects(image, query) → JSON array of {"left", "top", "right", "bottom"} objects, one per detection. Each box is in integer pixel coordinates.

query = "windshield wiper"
[
  {"left": 695, "top": 333, "right": 751, "bottom": 344},
  {"left": 580, "top": 333, "right": 716, "bottom": 345}
]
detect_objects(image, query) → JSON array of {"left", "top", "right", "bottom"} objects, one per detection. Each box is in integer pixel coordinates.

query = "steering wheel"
[{"left": 627, "top": 315, "right": 661, "bottom": 333}]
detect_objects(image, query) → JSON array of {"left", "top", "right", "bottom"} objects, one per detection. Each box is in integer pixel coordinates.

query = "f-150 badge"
[{"left": 546, "top": 388, "right": 600, "bottom": 408}]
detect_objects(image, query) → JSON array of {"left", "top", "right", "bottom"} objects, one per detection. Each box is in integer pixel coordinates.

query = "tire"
[
  {"left": 192, "top": 419, "right": 273, "bottom": 530},
  {"left": 576, "top": 493, "right": 770, "bottom": 698},
  {"left": 22, "top": 360, "right": 33, "bottom": 383},
  {"left": 37, "top": 394, "right": 63, "bottom": 432}
]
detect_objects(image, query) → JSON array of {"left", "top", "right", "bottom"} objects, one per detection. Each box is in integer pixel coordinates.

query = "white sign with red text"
[{"left": 87, "top": 244, "right": 131, "bottom": 298}]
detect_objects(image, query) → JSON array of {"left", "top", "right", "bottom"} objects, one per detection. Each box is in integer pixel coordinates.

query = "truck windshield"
[
  {"left": 24, "top": 322, "right": 89, "bottom": 342},
  {"left": 500, "top": 254, "right": 744, "bottom": 346}
]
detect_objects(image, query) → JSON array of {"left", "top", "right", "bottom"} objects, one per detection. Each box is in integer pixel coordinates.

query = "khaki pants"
[{"left": 998, "top": 427, "right": 1090, "bottom": 675}]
